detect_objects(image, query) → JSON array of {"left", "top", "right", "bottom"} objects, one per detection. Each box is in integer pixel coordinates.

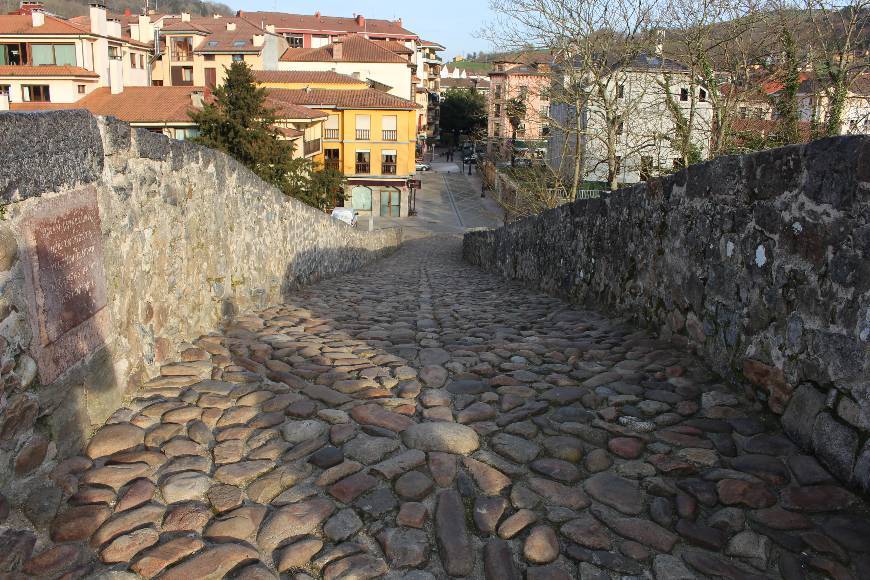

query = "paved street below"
[
  {"left": 32, "top": 236, "right": 870, "bottom": 579},
  {"left": 370, "top": 160, "right": 502, "bottom": 238}
]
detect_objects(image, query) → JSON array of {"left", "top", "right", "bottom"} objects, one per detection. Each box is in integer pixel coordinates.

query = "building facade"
[
  {"left": 266, "top": 87, "right": 418, "bottom": 217},
  {"left": 487, "top": 60, "right": 551, "bottom": 160},
  {"left": 0, "top": 2, "right": 151, "bottom": 106}
]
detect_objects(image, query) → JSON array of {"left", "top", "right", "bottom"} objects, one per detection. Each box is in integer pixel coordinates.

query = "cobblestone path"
[{"left": 26, "top": 237, "right": 870, "bottom": 579}]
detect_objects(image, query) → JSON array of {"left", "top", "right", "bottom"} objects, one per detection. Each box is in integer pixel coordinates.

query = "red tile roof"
[
  {"left": 0, "top": 65, "right": 99, "bottom": 78},
  {"left": 373, "top": 40, "right": 413, "bottom": 55},
  {"left": 280, "top": 34, "right": 408, "bottom": 64},
  {"left": 266, "top": 88, "right": 419, "bottom": 110},
  {"left": 276, "top": 126, "right": 303, "bottom": 138},
  {"left": 0, "top": 13, "right": 151, "bottom": 48},
  {"left": 0, "top": 13, "right": 85, "bottom": 34},
  {"left": 263, "top": 96, "right": 329, "bottom": 120},
  {"left": 238, "top": 11, "right": 416, "bottom": 37},
  {"left": 441, "top": 77, "right": 490, "bottom": 90},
  {"left": 160, "top": 16, "right": 265, "bottom": 53},
  {"left": 11, "top": 86, "right": 212, "bottom": 123},
  {"left": 253, "top": 70, "right": 366, "bottom": 85}
]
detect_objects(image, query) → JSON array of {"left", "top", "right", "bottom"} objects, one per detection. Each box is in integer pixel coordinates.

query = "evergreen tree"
[
  {"left": 439, "top": 88, "right": 487, "bottom": 146},
  {"left": 192, "top": 62, "right": 345, "bottom": 210}
]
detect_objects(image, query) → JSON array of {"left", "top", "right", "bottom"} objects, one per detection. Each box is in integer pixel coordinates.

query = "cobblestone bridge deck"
[{"left": 22, "top": 236, "right": 870, "bottom": 579}]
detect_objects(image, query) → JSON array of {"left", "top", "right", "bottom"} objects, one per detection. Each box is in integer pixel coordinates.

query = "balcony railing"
[
  {"left": 356, "top": 129, "right": 370, "bottom": 140},
  {"left": 303, "top": 138, "right": 321, "bottom": 156},
  {"left": 382, "top": 130, "right": 397, "bottom": 141},
  {"left": 172, "top": 51, "right": 194, "bottom": 62},
  {"left": 382, "top": 163, "right": 397, "bottom": 175},
  {"left": 324, "top": 128, "right": 339, "bottom": 139},
  {"left": 355, "top": 162, "right": 370, "bottom": 174},
  {"left": 325, "top": 160, "right": 340, "bottom": 172}
]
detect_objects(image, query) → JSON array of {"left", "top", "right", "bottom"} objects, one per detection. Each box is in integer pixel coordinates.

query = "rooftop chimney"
[
  {"left": 355, "top": 14, "right": 365, "bottom": 27},
  {"left": 17, "top": 2, "right": 44, "bottom": 15},
  {"left": 124, "top": 8, "right": 131, "bottom": 16},
  {"left": 31, "top": 9, "right": 44, "bottom": 27},
  {"left": 315, "top": 11, "right": 320, "bottom": 18},
  {"left": 226, "top": 21, "right": 236, "bottom": 31},
  {"left": 253, "top": 34, "right": 264, "bottom": 47},
  {"left": 332, "top": 39, "right": 343, "bottom": 60},
  {"left": 265, "top": 24, "right": 275, "bottom": 33},
  {"left": 89, "top": 3, "right": 107, "bottom": 36},
  {"left": 181, "top": 11, "right": 190, "bottom": 22},
  {"left": 190, "top": 89, "right": 204, "bottom": 109}
]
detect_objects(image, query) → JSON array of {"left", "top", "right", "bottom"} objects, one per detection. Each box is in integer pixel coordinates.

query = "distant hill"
[{"left": 0, "top": 0, "right": 233, "bottom": 19}]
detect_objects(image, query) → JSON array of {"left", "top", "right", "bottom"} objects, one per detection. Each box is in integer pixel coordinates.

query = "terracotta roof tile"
[
  {"left": 238, "top": 11, "right": 416, "bottom": 37},
  {"left": 264, "top": 96, "right": 328, "bottom": 120},
  {"left": 0, "top": 65, "right": 99, "bottom": 78},
  {"left": 160, "top": 16, "right": 265, "bottom": 53},
  {"left": 373, "top": 40, "right": 413, "bottom": 55},
  {"left": 0, "top": 13, "right": 86, "bottom": 34},
  {"left": 280, "top": 35, "right": 408, "bottom": 63},
  {"left": 11, "top": 86, "right": 212, "bottom": 123},
  {"left": 254, "top": 70, "right": 367, "bottom": 85},
  {"left": 266, "top": 87, "right": 418, "bottom": 110}
]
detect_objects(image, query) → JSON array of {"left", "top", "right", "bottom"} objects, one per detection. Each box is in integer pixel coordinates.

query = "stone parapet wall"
[
  {"left": 0, "top": 110, "right": 401, "bottom": 522},
  {"left": 464, "top": 136, "right": 870, "bottom": 491}
]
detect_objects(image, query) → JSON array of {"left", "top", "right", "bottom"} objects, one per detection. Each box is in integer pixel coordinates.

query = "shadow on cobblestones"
[{"left": 20, "top": 236, "right": 870, "bottom": 579}]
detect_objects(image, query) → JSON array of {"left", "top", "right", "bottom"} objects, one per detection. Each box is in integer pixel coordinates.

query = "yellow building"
[
  {"left": 151, "top": 15, "right": 284, "bottom": 88},
  {"left": 266, "top": 87, "right": 419, "bottom": 217}
]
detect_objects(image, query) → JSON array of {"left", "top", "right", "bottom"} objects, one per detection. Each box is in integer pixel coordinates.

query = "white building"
[
  {"left": 0, "top": 2, "right": 151, "bottom": 107},
  {"left": 548, "top": 53, "right": 714, "bottom": 187}
]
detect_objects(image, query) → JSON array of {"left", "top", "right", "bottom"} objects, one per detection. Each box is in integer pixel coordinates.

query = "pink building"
[{"left": 487, "top": 59, "right": 551, "bottom": 159}]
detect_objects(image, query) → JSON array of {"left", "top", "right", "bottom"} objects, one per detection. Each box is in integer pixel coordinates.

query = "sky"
[{"left": 237, "top": 0, "right": 495, "bottom": 60}]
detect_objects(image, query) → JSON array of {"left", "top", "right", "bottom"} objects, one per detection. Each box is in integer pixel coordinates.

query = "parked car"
[
  {"left": 416, "top": 163, "right": 431, "bottom": 172},
  {"left": 330, "top": 207, "right": 359, "bottom": 227},
  {"left": 463, "top": 154, "right": 477, "bottom": 165}
]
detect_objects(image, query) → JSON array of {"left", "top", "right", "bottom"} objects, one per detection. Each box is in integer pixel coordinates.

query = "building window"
[
  {"left": 324, "top": 148, "right": 340, "bottom": 171},
  {"left": 175, "top": 127, "right": 200, "bottom": 140},
  {"left": 494, "top": 123, "right": 501, "bottom": 137},
  {"left": 139, "top": 54, "right": 145, "bottom": 68},
  {"left": 171, "top": 37, "right": 194, "bottom": 61},
  {"left": 355, "top": 114, "right": 371, "bottom": 140},
  {"left": 518, "top": 85, "right": 528, "bottom": 98},
  {"left": 617, "top": 83, "right": 624, "bottom": 98},
  {"left": 699, "top": 88, "right": 707, "bottom": 102},
  {"left": 0, "top": 43, "right": 26, "bottom": 65},
  {"left": 204, "top": 54, "right": 215, "bottom": 61},
  {"left": 152, "top": 80, "right": 163, "bottom": 86},
  {"left": 205, "top": 68, "right": 217, "bottom": 88},
  {"left": 31, "top": 43, "right": 76, "bottom": 66},
  {"left": 494, "top": 84, "right": 502, "bottom": 99},
  {"left": 325, "top": 115, "right": 340, "bottom": 139},
  {"left": 130, "top": 52, "right": 137, "bottom": 68},
  {"left": 108, "top": 46, "right": 121, "bottom": 60},
  {"left": 0, "top": 84, "right": 9, "bottom": 96},
  {"left": 680, "top": 88, "right": 689, "bottom": 101},
  {"left": 77, "top": 84, "right": 86, "bottom": 94},
  {"left": 311, "top": 35, "right": 329, "bottom": 48},
  {"left": 288, "top": 34, "right": 304, "bottom": 48},
  {"left": 355, "top": 150, "right": 370, "bottom": 173},
  {"left": 22, "top": 85, "right": 50, "bottom": 102},
  {"left": 351, "top": 186, "right": 372, "bottom": 210},
  {"left": 382, "top": 115, "right": 397, "bottom": 141},
  {"left": 382, "top": 150, "right": 397, "bottom": 175},
  {"left": 495, "top": 104, "right": 501, "bottom": 117},
  {"left": 182, "top": 67, "right": 193, "bottom": 82},
  {"left": 232, "top": 54, "right": 244, "bottom": 62}
]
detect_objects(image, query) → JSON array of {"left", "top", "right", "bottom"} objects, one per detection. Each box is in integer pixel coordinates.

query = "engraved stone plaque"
[{"left": 22, "top": 186, "right": 110, "bottom": 384}]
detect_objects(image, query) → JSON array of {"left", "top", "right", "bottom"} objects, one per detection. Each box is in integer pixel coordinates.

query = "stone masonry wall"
[
  {"left": 464, "top": 135, "right": 870, "bottom": 492},
  {"left": 0, "top": 110, "right": 401, "bottom": 524}
]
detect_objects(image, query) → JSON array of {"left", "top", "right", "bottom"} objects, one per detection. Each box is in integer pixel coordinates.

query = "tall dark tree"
[
  {"left": 192, "top": 62, "right": 344, "bottom": 210},
  {"left": 439, "top": 88, "right": 487, "bottom": 145},
  {"left": 192, "top": 61, "right": 290, "bottom": 185}
]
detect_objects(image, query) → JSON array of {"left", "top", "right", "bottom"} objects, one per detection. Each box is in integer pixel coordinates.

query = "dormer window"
[
  {"left": 208, "top": 41, "right": 219, "bottom": 47},
  {"left": 233, "top": 40, "right": 246, "bottom": 47}
]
